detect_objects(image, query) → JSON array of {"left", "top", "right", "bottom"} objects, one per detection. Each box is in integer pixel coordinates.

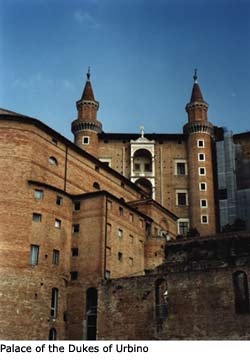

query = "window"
[
  {"left": 30, "top": 245, "right": 39, "bottom": 265},
  {"left": 178, "top": 219, "right": 189, "bottom": 236},
  {"left": 200, "top": 199, "right": 208, "bottom": 208},
  {"left": 72, "top": 224, "right": 80, "bottom": 233},
  {"left": 71, "top": 248, "right": 78, "bottom": 257},
  {"left": 51, "top": 138, "right": 58, "bottom": 145},
  {"left": 176, "top": 191, "right": 188, "bottom": 206},
  {"left": 199, "top": 182, "right": 207, "bottom": 191},
  {"left": 118, "top": 229, "right": 123, "bottom": 239},
  {"left": 176, "top": 162, "right": 187, "bottom": 175},
  {"left": 145, "top": 163, "right": 152, "bottom": 172},
  {"left": 199, "top": 167, "right": 206, "bottom": 176},
  {"left": 93, "top": 182, "right": 100, "bottom": 190},
  {"left": 139, "top": 219, "right": 144, "bottom": 228},
  {"left": 118, "top": 252, "right": 123, "bottom": 261},
  {"left": 197, "top": 139, "right": 205, "bottom": 148},
  {"left": 129, "top": 213, "right": 134, "bottom": 222},
  {"left": 49, "top": 157, "right": 58, "bottom": 166},
  {"left": 56, "top": 195, "right": 63, "bottom": 206},
  {"left": 99, "top": 158, "right": 112, "bottom": 167},
  {"left": 82, "top": 136, "right": 90, "bottom": 144},
  {"left": 233, "top": 271, "right": 250, "bottom": 314},
  {"left": 52, "top": 250, "right": 59, "bottom": 265},
  {"left": 73, "top": 201, "right": 80, "bottom": 211},
  {"left": 70, "top": 271, "right": 78, "bottom": 280},
  {"left": 201, "top": 215, "right": 208, "bottom": 224},
  {"left": 50, "top": 288, "right": 58, "bottom": 318},
  {"left": 129, "top": 257, "right": 133, "bottom": 266},
  {"left": 49, "top": 328, "right": 57, "bottom": 340},
  {"left": 32, "top": 213, "right": 41, "bottom": 222},
  {"left": 129, "top": 234, "right": 134, "bottom": 244},
  {"left": 154, "top": 227, "right": 158, "bottom": 237},
  {"left": 105, "top": 270, "right": 111, "bottom": 279},
  {"left": 34, "top": 189, "right": 43, "bottom": 200},
  {"left": 95, "top": 165, "right": 99, "bottom": 172},
  {"left": 119, "top": 207, "right": 123, "bottom": 216},
  {"left": 55, "top": 219, "right": 61, "bottom": 229},
  {"left": 198, "top": 153, "right": 205, "bottom": 161},
  {"left": 134, "top": 163, "right": 140, "bottom": 171}
]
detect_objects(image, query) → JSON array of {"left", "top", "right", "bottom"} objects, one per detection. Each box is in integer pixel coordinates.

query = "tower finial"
[
  {"left": 87, "top": 66, "right": 91, "bottom": 80},
  {"left": 193, "top": 68, "right": 198, "bottom": 83}
]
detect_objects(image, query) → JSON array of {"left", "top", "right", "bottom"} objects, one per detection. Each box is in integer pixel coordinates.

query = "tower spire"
[
  {"left": 193, "top": 68, "right": 198, "bottom": 84},
  {"left": 87, "top": 66, "right": 91, "bottom": 81}
]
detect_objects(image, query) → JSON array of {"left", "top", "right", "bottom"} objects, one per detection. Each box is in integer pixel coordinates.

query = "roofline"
[
  {"left": 233, "top": 131, "right": 250, "bottom": 140},
  {"left": 0, "top": 113, "right": 147, "bottom": 197},
  {"left": 28, "top": 180, "right": 153, "bottom": 222},
  {"left": 127, "top": 198, "right": 179, "bottom": 221},
  {"left": 99, "top": 132, "right": 185, "bottom": 141}
]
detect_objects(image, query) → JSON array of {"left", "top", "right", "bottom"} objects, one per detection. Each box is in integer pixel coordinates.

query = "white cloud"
[{"left": 73, "top": 10, "right": 100, "bottom": 28}]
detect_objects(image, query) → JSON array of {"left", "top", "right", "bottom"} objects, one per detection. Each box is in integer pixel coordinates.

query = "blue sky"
[{"left": 1, "top": 0, "right": 250, "bottom": 139}]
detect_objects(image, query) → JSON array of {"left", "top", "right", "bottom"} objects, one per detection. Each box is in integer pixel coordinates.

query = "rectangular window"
[
  {"left": 82, "top": 136, "right": 90, "bottom": 144},
  {"left": 199, "top": 167, "right": 206, "bottom": 176},
  {"left": 56, "top": 195, "right": 63, "bottom": 206},
  {"left": 72, "top": 224, "right": 80, "bottom": 233},
  {"left": 119, "top": 207, "right": 123, "bottom": 216},
  {"left": 73, "top": 201, "right": 80, "bottom": 211},
  {"left": 200, "top": 199, "right": 208, "bottom": 208},
  {"left": 52, "top": 250, "right": 60, "bottom": 265},
  {"left": 118, "top": 252, "right": 123, "bottom": 261},
  {"left": 176, "top": 162, "right": 186, "bottom": 175},
  {"left": 50, "top": 288, "right": 58, "bottom": 318},
  {"left": 154, "top": 227, "right": 158, "bottom": 237},
  {"left": 118, "top": 229, "right": 123, "bottom": 239},
  {"left": 129, "top": 213, "right": 134, "bottom": 222},
  {"left": 199, "top": 182, "right": 207, "bottom": 191},
  {"left": 144, "top": 163, "right": 152, "bottom": 172},
  {"left": 30, "top": 245, "right": 39, "bottom": 265},
  {"left": 176, "top": 192, "right": 187, "bottom": 206},
  {"left": 129, "top": 257, "right": 133, "bottom": 266},
  {"left": 139, "top": 219, "right": 144, "bottom": 228},
  {"left": 134, "top": 163, "right": 140, "bottom": 171},
  {"left": 201, "top": 215, "right": 209, "bottom": 224},
  {"left": 71, "top": 248, "right": 78, "bottom": 257},
  {"left": 198, "top": 153, "right": 205, "bottom": 161},
  {"left": 197, "top": 139, "right": 205, "bottom": 148},
  {"left": 178, "top": 219, "right": 189, "bottom": 236},
  {"left": 32, "top": 213, "right": 42, "bottom": 222},
  {"left": 55, "top": 219, "right": 61, "bottom": 229},
  {"left": 70, "top": 271, "right": 78, "bottom": 280},
  {"left": 34, "top": 189, "right": 43, "bottom": 200},
  {"left": 129, "top": 234, "right": 134, "bottom": 244}
]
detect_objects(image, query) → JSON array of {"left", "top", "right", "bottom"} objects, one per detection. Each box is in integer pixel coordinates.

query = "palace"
[{"left": 0, "top": 70, "right": 250, "bottom": 340}]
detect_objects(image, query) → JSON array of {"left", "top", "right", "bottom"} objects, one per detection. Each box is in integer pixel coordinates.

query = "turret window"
[
  {"left": 201, "top": 215, "right": 208, "bottom": 224},
  {"left": 82, "top": 136, "right": 90, "bottom": 145},
  {"left": 197, "top": 139, "right": 205, "bottom": 148},
  {"left": 200, "top": 199, "right": 208, "bottom": 208},
  {"left": 199, "top": 167, "right": 206, "bottom": 176},
  {"left": 199, "top": 182, "right": 207, "bottom": 191},
  {"left": 198, "top": 153, "right": 205, "bottom": 161}
]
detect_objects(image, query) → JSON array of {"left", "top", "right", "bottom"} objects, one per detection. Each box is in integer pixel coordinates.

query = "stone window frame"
[
  {"left": 176, "top": 189, "right": 188, "bottom": 206},
  {"left": 175, "top": 160, "right": 188, "bottom": 176},
  {"left": 197, "top": 139, "right": 205, "bottom": 148},
  {"left": 201, "top": 215, "right": 209, "bottom": 224},
  {"left": 200, "top": 199, "right": 208, "bottom": 208},
  {"left": 199, "top": 167, "right": 206, "bottom": 176},
  {"left": 82, "top": 136, "right": 90, "bottom": 145},
  {"left": 177, "top": 218, "right": 190, "bottom": 235},
  {"left": 198, "top": 153, "right": 206, "bottom": 161},
  {"left": 199, "top": 182, "right": 207, "bottom": 191}
]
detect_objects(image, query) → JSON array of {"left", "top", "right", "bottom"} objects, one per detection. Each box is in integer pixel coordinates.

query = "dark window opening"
[
  {"left": 70, "top": 271, "right": 78, "bottom": 281},
  {"left": 74, "top": 201, "right": 81, "bottom": 211},
  {"left": 49, "top": 328, "right": 57, "bottom": 340},
  {"left": 93, "top": 182, "right": 100, "bottom": 190},
  {"left": 71, "top": 248, "right": 79, "bottom": 256},
  {"left": 56, "top": 195, "right": 63, "bottom": 206},
  {"left": 50, "top": 288, "right": 58, "bottom": 318},
  {"left": 86, "top": 288, "right": 98, "bottom": 340}
]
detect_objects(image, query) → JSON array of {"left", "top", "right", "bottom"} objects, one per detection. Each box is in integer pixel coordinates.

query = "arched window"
[
  {"left": 133, "top": 149, "right": 152, "bottom": 174},
  {"left": 93, "top": 182, "right": 100, "bottom": 190},
  {"left": 233, "top": 271, "right": 250, "bottom": 314},
  {"left": 135, "top": 178, "right": 152, "bottom": 198},
  {"left": 49, "top": 328, "right": 57, "bottom": 340},
  {"left": 49, "top": 156, "right": 58, "bottom": 166},
  {"left": 86, "top": 288, "right": 98, "bottom": 340}
]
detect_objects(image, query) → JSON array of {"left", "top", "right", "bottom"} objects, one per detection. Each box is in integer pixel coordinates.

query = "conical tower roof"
[
  {"left": 190, "top": 69, "right": 204, "bottom": 103},
  {"left": 81, "top": 67, "right": 95, "bottom": 101}
]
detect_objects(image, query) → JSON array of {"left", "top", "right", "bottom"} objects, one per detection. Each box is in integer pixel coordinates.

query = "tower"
[
  {"left": 71, "top": 68, "right": 102, "bottom": 156},
  {"left": 183, "top": 70, "right": 216, "bottom": 235}
]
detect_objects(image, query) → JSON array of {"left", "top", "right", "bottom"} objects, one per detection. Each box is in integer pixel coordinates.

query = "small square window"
[
  {"left": 34, "top": 189, "right": 43, "bottom": 200},
  {"left": 197, "top": 139, "right": 205, "bottom": 148},
  {"left": 200, "top": 199, "right": 207, "bottom": 208},
  {"left": 32, "top": 213, "right": 42, "bottom": 222},
  {"left": 82, "top": 136, "right": 89, "bottom": 145},
  {"left": 118, "top": 252, "right": 123, "bottom": 261},
  {"left": 71, "top": 248, "right": 78, "bottom": 257},
  {"left": 198, "top": 153, "right": 205, "bottom": 161},
  {"left": 55, "top": 219, "right": 61, "bottom": 229},
  {"left": 70, "top": 271, "right": 78, "bottom": 280},
  {"left": 199, "top": 167, "right": 206, "bottom": 176},
  {"left": 52, "top": 250, "right": 60, "bottom": 265},
  {"left": 72, "top": 224, "right": 80, "bottom": 233},
  {"left": 73, "top": 201, "right": 80, "bottom": 211},
  {"left": 56, "top": 195, "right": 63, "bottom": 206},
  {"left": 201, "top": 215, "right": 208, "bottom": 224},
  {"left": 200, "top": 182, "right": 207, "bottom": 191}
]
